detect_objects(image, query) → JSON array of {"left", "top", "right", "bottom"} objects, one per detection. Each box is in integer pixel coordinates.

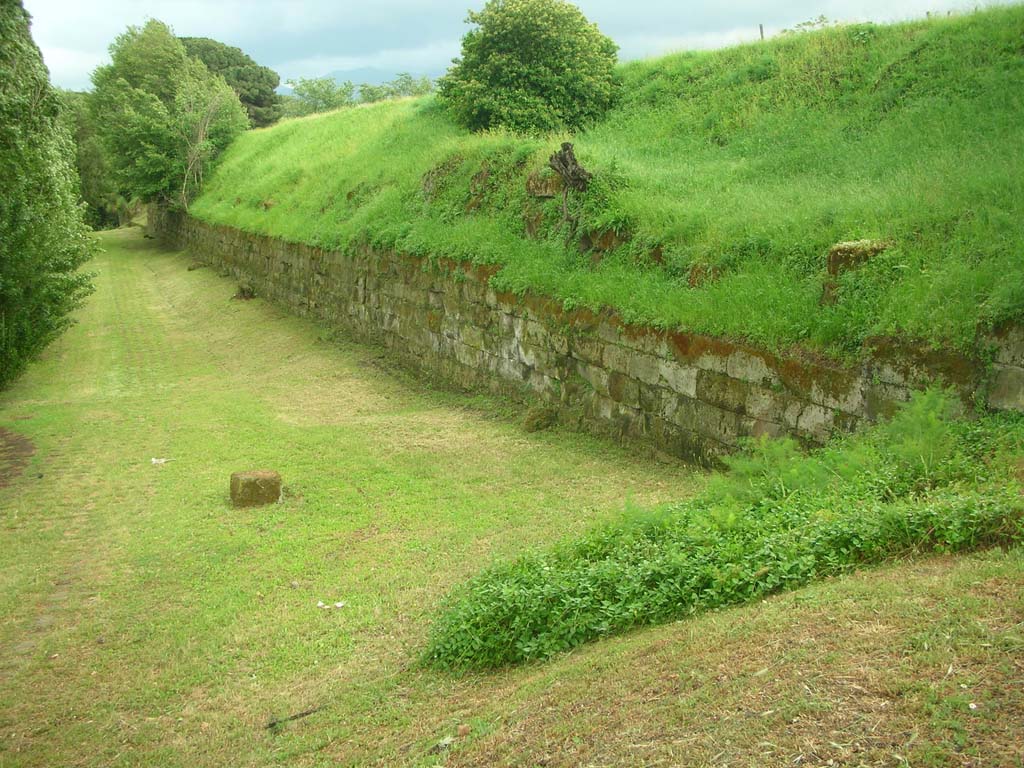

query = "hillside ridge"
[{"left": 191, "top": 5, "right": 1024, "bottom": 359}]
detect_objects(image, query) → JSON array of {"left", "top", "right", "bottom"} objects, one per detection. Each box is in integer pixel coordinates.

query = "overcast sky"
[{"left": 25, "top": 0, "right": 990, "bottom": 91}]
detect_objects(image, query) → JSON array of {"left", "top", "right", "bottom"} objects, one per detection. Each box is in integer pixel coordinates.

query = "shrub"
[
  {"left": 438, "top": 0, "right": 618, "bottom": 133},
  {"left": 0, "top": 1, "right": 94, "bottom": 387},
  {"left": 424, "top": 390, "right": 1024, "bottom": 670}
]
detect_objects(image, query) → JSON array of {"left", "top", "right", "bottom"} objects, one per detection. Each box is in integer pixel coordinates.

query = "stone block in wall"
[
  {"left": 795, "top": 403, "right": 836, "bottom": 443},
  {"left": 657, "top": 359, "right": 698, "bottom": 398},
  {"left": 725, "top": 350, "right": 779, "bottom": 387},
  {"left": 461, "top": 324, "right": 486, "bottom": 350},
  {"left": 989, "top": 365, "right": 1024, "bottom": 411},
  {"left": 572, "top": 335, "right": 605, "bottom": 367},
  {"left": 808, "top": 378, "right": 865, "bottom": 415},
  {"left": 863, "top": 380, "right": 912, "bottom": 421},
  {"left": 992, "top": 325, "right": 1024, "bottom": 368},
  {"left": 526, "top": 319, "right": 568, "bottom": 356},
  {"left": 601, "top": 343, "right": 629, "bottom": 373},
  {"left": 576, "top": 361, "right": 610, "bottom": 397},
  {"left": 739, "top": 416, "right": 788, "bottom": 441},
  {"left": 691, "top": 399, "right": 741, "bottom": 445},
  {"left": 696, "top": 370, "right": 749, "bottom": 414},
  {"left": 607, "top": 371, "right": 641, "bottom": 408},
  {"left": 627, "top": 351, "right": 662, "bottom": 387}
]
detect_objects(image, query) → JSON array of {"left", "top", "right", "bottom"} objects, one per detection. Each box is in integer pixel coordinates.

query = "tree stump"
[
  {"left": 230, "top": 470, "right": 282, "bottom": 507},
  {"left": 548, "top": 142, "right": 592, "bottom": 192}
]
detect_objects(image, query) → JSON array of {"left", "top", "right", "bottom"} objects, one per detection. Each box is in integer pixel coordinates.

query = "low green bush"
[{"left": 424, "top": 390, "right": 1024, "bottom": 670}]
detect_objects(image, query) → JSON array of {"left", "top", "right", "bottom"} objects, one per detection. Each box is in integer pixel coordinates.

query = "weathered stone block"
[
  {"left": 989, "top": 365, "right": 1024, "bottom": 412},
  {"left": 230, "top": 470, "right": 282, "bottom": 507},
  {"left": 696, "top": 370, "right": 748, "bottom": 414},
  {"left": 627, "top": 352, "right": 661, "bottom": 386},
  {"left": 607, "top": 371, "right": 640, "bottom": 407},
  {"left": 795, "top": 404, "right": 835, "bottom": 443},
  {"left": 993, "top": 325, "right": 1024, "bottom": 368},
  {"left": 658, "top": 360, "right": 698, "bottom": 398},
  {"left": 726, "top": 351, "right": 778, "bottom": 387}
]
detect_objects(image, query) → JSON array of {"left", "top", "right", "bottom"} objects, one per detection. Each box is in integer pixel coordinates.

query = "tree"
[
  {"left": 180, "top": 37, "right": 283, "bottom": 127},
  {"left": 358, "top": 73, "right": 433, "bottom": 104},
  {"left": 91, "top": 20, "right": 248, "bottom": 209},
  {"left": 282, "top": 77, "right": 355, "bottom": 116},
  {"left": 58, "top": 90, "right": 126, "bottom": 228},
  {"left": 438, "top": 0, "right": 618, "bottom": 133},
  {"left": 0, "top": 1, "right": 94, "bottom": 387}
]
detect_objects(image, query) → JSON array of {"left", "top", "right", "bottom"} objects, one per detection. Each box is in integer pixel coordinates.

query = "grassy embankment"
[
  {"left": 0, "top": 229, "right": 1021, "bottom": 766},
  {"left": 192, "top": 6, "right": 1024, "bottom": 358}
]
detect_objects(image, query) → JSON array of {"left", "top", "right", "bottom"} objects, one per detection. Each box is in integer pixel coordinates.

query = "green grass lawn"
[
  {"left": 0, "top": 227, "right": 1021, "bottom": 766},
  {"left": 191, "top": 6, "right": 1024, "bottom": 358}
]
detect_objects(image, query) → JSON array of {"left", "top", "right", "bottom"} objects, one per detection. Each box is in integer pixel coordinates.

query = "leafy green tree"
[
  {"left": 91, "top": 20, "right": 248, "bottom": 208},
  {"left": 358, "top": 73, "right": 433, "bottom": 104},
  {"left": 282, "top": 77, "right": 355, "bottom": 116},
  {"left": 1, "top": 1, "right": 94, "bottom": 387},
  {"left": 58, "top": 90, "right": 126, "bottom": 228},
  {"left": 180, "top": 37, "right": 283, "bottom": 127},
  {"left": 438, "top": 0, "right": 618, "bottom": 133},
  {"left": 357, "top": 83, "right": 390, "bottom": 104}
]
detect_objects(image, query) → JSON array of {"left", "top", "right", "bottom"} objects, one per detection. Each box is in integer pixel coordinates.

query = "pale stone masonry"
[{"left": 150, "top": 207, "right": 1023, "bottom": 464}]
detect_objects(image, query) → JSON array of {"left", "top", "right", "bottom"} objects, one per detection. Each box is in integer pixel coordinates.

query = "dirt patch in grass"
[{"left": 0, "top": 426, "right": 35, "bottom": 488}]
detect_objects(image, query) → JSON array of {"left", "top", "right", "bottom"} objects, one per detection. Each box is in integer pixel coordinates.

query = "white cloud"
[
  {"left": 275, "top": 38, "right": 461, "bottom": 80},
  {"left": 36, "top": 46, "right": 107, "bottom": 90}
]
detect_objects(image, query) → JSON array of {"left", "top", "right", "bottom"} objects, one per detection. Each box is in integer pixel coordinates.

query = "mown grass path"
[{"left": 1, "top": 228, "right": 1021, "bottom": 767}]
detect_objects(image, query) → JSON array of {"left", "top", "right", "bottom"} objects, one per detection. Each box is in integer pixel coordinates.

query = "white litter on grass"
[
  {"left": 151, "top": 458, "right": 170, "bottom": 465},
  {"left": 316, "top": 600, "right": 346, "bottom": 609}
]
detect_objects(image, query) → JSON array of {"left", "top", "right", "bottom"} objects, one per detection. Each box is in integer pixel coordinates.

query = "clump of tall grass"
[{"left": 424, "top": 390, "right": 1024, "bottom": 670}]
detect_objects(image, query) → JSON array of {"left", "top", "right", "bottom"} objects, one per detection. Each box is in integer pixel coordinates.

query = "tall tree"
[
  {"left": 91, "top": 20, "right": 248, "bottom": 209},
  {"left": 0, "top": 1, "right": 94, "bottom": 387},
  {"left": 58, "top": 90, "right": 126, "bottom": 228},
  {"left": 180, "top": 37, "right": 282, "bottom": 127}
]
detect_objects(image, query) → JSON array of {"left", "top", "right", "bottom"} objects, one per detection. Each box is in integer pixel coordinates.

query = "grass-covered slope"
[{"left": 192, "top": 6, "right": 1024, "bottom": 357}]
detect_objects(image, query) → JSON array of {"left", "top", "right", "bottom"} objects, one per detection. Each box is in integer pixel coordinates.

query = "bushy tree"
[
  {"left": 358, "top": 72, "right": 433, "bottom": 104},
  {"left": 180, "top": 37, "right": 283, "bottom": 127},
  {"left": 282, "top": 76, "right": 355, "bottom": 116},
  {"left": 1, "top": 2, "right": 94, "bottom": 387},
  {"left": 356, "top": 72, "right": 432, "bottom": 103},
  {"left": 58, "top": 90, "right": 126, "bottom": 228},
  {"left": 91, "top": 20, "right": 249, "bottom": 209},
  {"left": 438, "top": 0, "right": 618, "bottom": 133}
]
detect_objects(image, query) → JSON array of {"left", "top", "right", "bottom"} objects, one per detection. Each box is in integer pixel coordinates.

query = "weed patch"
[{"left": 425, "top": 390, "right": 1024, "bottom": 669}]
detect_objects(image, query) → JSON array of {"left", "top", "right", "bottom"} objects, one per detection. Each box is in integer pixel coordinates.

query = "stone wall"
[{"left": 149, "top": 206, "right": 1022, "bottom": 464}]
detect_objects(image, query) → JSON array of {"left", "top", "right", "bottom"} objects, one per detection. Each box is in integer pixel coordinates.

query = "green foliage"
[
  {"left": 193, "top": 7, "right": 1024, "bottom": 356},
  {"left": 0, "top": 1, "right": 94, "bottom": 387},
  {"left": 438, "top": 0, "right": 618, "bottom": 132},
  {"left": 358, "top": 72, "right": 433, "bottom": 104},
  {"left": 180, "top": 36, "right": 283, "bottom": 127},
  {"left": 57, "top": 90, "right": 124, "bottom": 229},
  {"left": 282, "top": 77, "right": 355, "bottom": 117},
  {"left": 424, "top": 390, "right": 1024, "bottom": 669},
  {"left": 91, "top": 20, "right": 249, "bottom": 208}
]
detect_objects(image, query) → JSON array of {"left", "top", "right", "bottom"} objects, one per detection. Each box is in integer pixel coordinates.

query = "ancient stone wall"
[{"left": 149, "top": 206, "right": 1022, "bottom": 463}]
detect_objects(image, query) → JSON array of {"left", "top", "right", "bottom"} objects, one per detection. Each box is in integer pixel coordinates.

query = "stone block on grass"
[{"left": 230, "top": 470, "right": 282, "bottom": 507}]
